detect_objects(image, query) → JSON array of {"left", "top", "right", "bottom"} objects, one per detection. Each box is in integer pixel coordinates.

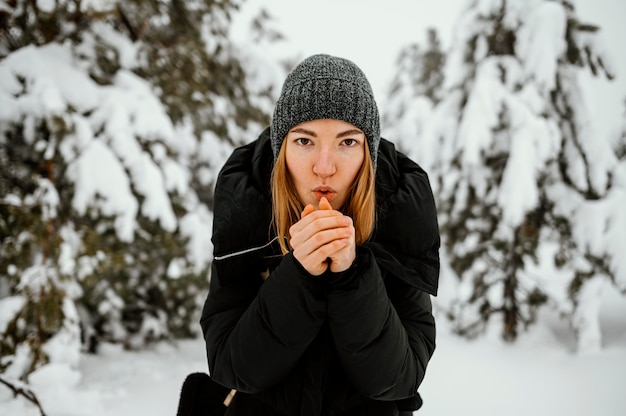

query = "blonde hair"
[{"left": 271, "top": 142, "right": 376, "bottom": 254}]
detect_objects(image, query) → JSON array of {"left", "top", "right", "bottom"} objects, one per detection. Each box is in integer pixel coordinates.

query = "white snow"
[
  {"left": 421, "top": 300, "right": 626, "bottom": 416},
  {"left": 68, "top": 140, "right": 138, "bottom": 242},
  {"left": 1, "top": 44, "right": 102, "bottom": 115},
  {"left": 0, "top": 296, "right": 25, "bottom": 333},
  {"left": 179, "top": 205, "right": 214, "bottom": 274},
  {"left": 517, "top": 1, "right": 568, "bottom": 94}
]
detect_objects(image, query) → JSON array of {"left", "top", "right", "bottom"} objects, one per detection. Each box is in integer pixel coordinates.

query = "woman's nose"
[{"left": 313, "top": 148, "right": 336, "bottom": 177}]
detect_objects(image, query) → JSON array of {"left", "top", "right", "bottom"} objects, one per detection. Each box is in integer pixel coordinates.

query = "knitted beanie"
[{"left": 270, "top": 54, "right": 380, "bottom": 168}]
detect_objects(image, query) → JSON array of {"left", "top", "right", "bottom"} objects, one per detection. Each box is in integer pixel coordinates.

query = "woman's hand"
[{"left": 289, "top": 197, "right": 356, "bottom": 276}]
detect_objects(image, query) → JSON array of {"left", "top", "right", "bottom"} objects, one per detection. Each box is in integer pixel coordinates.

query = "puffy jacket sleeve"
[
  {"left": 200, "top": 252, "right": 326, "bottom": 393},
  {"left": 326, "top": 247, "right": 436, "bottom": 400}
]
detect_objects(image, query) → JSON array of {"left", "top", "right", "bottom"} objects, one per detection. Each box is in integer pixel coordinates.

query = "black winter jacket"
[{"left": 200, "top": 128, "right": 440, "bottom": 416}]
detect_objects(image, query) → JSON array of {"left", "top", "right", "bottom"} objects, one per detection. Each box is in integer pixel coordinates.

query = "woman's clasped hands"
[{"left": 289, "top": 197, "right": 356, "bottom": 276}]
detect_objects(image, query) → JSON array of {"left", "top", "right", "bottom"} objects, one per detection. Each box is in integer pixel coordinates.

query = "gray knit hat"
[{"left": 270, "top": 54, "right": 380, "bottom": 168}]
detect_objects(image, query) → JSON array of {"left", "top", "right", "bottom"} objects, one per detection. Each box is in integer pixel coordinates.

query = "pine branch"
[
  {"left": 116, "top": 4, "right": 144, "bottom": 42},
  {"left": 0, "top": 376, "right": 47, "bottom": 416}
]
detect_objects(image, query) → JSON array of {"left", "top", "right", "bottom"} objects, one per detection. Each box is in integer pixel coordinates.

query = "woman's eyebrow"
[
  {"left": 288, "top": 127, "right": 364, "bottom": 138},
  {"left": 336, "top": 129, "right": 364, "bottom": 138},
  {"left": 289, "top": 127, "right": 317, "bottom": 137}
]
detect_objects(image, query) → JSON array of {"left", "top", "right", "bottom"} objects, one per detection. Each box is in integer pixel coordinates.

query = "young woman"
[{"left": 182, "top": 54, "right": 440, "bottom": 416}]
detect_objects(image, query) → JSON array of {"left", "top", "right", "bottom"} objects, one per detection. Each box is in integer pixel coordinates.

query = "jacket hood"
[{"left": 211, "top": 128, "right": 439, "bottom": 295}]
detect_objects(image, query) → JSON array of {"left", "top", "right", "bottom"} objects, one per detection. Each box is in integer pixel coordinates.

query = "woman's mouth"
[{"left": 313, "top": 186, "right": 336, "bottom": 201}]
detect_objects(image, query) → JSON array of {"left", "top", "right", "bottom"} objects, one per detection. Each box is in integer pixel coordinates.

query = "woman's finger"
[
  {"left": 319, "top": 196, "right": 332, "bottom": 211},
  {"left": 300, "top": 204, "right": 315, "bottom": 219}
]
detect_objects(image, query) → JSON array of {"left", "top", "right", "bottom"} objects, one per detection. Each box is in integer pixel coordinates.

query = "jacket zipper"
[{"left": 213, "top": 236, "right": 279, "bottom": 261}]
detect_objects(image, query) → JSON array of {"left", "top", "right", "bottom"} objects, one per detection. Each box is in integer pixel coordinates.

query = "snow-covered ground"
[
  {"left": 421, "top": 289, "right": 626, "bottom": 416},
  {"left": 2, "top": 287, "right": 624, "bottom": 416}
]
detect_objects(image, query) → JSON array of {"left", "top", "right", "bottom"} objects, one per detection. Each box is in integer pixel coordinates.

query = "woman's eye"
[
  {"left": 295, "top": 138, "right": 312, "bottom": 146},
  {"left": 342, "top": 138, "right": 358, "bottom": 147}
]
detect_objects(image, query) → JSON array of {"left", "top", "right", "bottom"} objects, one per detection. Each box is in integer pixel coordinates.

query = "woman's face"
[{"left": 285, "top": 119, "right": 366, "bottom": 210}]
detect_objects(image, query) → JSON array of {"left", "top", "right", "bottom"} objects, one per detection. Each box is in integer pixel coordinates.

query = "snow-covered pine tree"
[
  {"left": 411, "top": 0, "right": 624, "bottom": 350},
  {"left": 382, "top": 28, "right": 445, "bottom": 156},
  {"left": 0, "top": 0, "right": 277, "bottom": 381}
]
